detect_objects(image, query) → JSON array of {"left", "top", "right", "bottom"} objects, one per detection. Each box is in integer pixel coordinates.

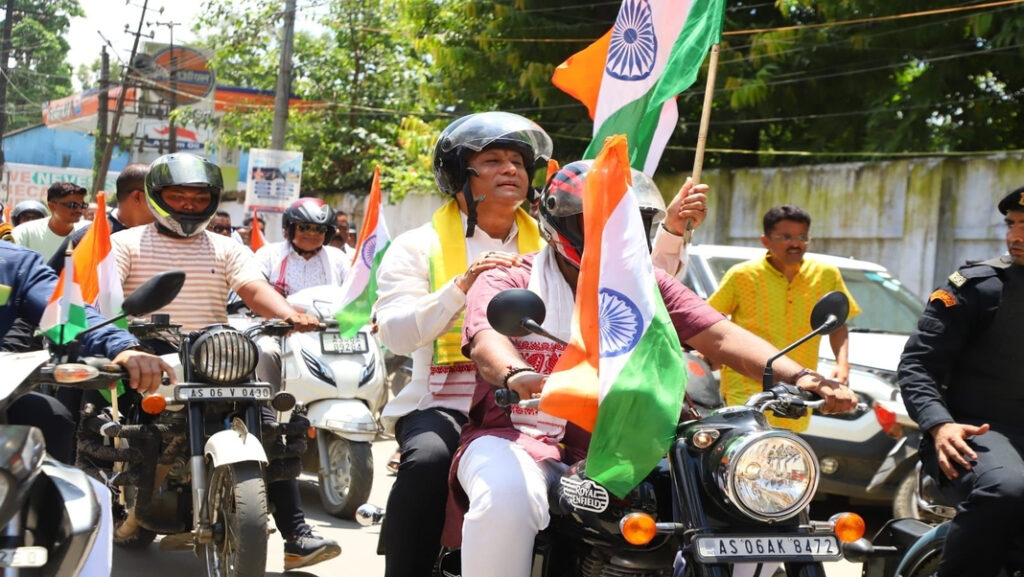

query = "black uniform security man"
[{"left": 899, "top": 186, "right": 1024, "bottom": 577}]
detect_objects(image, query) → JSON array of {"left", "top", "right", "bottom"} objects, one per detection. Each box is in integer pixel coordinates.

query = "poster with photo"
[{"left": 244, "top": 148, "right": 303, "bottom": 212}]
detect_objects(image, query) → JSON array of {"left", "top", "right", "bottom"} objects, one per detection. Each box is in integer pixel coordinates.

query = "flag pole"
[{"left": 684, "top": 43, "right": 720, "bottom": 248}]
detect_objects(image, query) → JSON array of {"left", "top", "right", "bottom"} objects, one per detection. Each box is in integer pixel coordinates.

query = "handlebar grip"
[{"left": 495, "top": 388, "right": 520, "bottom": 407}]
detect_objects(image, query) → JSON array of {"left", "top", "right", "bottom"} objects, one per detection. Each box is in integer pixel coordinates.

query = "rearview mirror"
[
  {"left": 121, "top": 271, "right": 186, "bottom": 317},
  {"left": 486, "top": 289, "right": 546, "bottom": 338},
  {"left": 809, "top": 291, "right": 850, "bottom": 335}
]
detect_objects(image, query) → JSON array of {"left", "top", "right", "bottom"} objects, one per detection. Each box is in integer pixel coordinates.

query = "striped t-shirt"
[{"left": 111, "top": 225, "right": 265, "bottom": 332}]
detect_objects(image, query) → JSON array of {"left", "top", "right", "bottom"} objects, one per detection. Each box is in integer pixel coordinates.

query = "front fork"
[{"left": 188, "top": 401, "right": 263, "bottom": 540}]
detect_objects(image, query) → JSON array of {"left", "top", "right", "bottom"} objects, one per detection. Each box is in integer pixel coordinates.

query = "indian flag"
[
  {"left": 540, "top": 135, "right": 687, "bottom": 498},
  {"left": 73, "top": 192, "right": 124, "bottom": 321},
  {"left": 552, "top": 0, "right": 725, "bottom": 175},
  {"left": 333, "top": 166, "right": 391, "bottom": 337},
  {"left": 41, "top": 256, "right": 89, "bottom": 344}
]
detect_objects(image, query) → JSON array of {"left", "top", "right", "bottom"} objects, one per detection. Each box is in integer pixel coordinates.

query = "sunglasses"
[
  {"left": 208, "top": 225, "right": 232, "bottom": 233},
  {"left": 55, "top": 201, "right": 89, "bottom": 210},
  {"left": 296, "top": 223, "right": 329, "bottom": 234}
]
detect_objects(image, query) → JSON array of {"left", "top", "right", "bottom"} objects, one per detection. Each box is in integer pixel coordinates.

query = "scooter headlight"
[
  {"left": 0, "top": 426, "right": 45, "bottom": 527},
  {"left": 189, "top": 326, "right": 259, "bottom": 385},
  {"left": 716, "top": 431, "right": 818, "bottom": 522}
]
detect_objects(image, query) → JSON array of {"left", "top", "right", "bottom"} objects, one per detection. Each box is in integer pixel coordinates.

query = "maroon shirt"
[{"left": 441, "top": 252, "right": 725, "bottom": 547}]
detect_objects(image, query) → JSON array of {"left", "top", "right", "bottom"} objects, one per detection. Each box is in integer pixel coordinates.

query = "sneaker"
[{"left": 283, "top": 524, "right": 341, "bottom": 570}]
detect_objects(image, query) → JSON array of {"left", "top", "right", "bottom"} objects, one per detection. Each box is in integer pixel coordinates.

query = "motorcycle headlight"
[
  {"left": 189, "top": 326, "right": 259, "bottom": 385},
  {"left": 716, "top": 431, "right": 818, "bottom": 522}
]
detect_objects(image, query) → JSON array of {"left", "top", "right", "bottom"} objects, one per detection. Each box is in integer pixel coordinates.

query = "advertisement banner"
[
  {"left": 244, "top": 149, "right": 303, "bottom": 213},
  {"left": 1, "top": 163, "right": 120, "bottom": 206}
]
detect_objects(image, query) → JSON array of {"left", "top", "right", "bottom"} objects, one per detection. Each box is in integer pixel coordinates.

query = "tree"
[{"left": 1, "top": 0, "right": 82, "bottom": 130}]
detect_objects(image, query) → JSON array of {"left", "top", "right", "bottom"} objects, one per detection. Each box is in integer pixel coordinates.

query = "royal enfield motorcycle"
[
  {"left": 361, "top": 289, "right": 868, "bottom": 577},
  {"left": 75, "top": 309, "right": 307, "bottom": 577},
  {"left": 0, "top": 270, "right": 183, "bottom": 577}
]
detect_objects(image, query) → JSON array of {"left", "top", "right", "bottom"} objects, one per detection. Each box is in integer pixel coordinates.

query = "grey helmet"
[
  {"left": 145, "top": 153, "right": 224, "bottom": 237},
  {"left": 433, "top": 111, "right": 553, "bottom": 236},
  {"left": 11, "top": 200, "right": 49, "bottom": 226}
]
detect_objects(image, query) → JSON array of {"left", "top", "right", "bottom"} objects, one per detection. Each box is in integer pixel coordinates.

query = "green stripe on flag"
[
  {"left": 585, "top": 285, "right": 688, "bottom": 498},
  {"left": 335, "top": 240, "right": 390, "bottom": 337}
]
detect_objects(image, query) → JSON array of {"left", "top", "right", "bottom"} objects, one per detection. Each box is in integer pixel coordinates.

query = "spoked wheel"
[
  {"left": 318, "top": 435, "right": 373, "bottom": 519},
  {"left": 202, "top": 462, "right": 268, "bottom": 577}
]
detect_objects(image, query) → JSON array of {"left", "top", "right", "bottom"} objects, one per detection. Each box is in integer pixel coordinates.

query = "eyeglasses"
[
  {"left": 55, "top": 201, "right": 89, "bottom": 210},
  {"left": 208, "top": 225, "right": 232, "bottom": 233},
  {"left": 296, "top": 223, "right": 330, "bottom": 234},
  {"left": 768, "top": 233, "right": 811, "bottom": 243}
]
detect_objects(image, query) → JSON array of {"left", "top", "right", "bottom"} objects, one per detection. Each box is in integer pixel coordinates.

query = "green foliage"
[{"left": 2, "top": 0, "right": 82, "bottom": 130}]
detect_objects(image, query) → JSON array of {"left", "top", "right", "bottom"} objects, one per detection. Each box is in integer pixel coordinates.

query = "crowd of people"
[{"left": 0, "top": 107, "right": 1019, "bottom": 577}]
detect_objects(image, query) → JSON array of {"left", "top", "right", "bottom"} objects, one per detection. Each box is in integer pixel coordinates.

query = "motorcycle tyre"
[
  {"left": 317, "top": 436, "right": 373, "bottom": 519},
  {"left": 897, "top": 538, "right": 943, "bottom": 577},
  {"left": 893, "top": 472, "right": 945, "bottom": 525},
  {"left": 203, "top": 462, "right": 268, "bottom": 577}
]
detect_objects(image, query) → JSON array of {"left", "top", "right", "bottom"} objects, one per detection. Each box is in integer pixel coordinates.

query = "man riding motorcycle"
[
  {"left": 451, "top": 159, "right": 859, "bottom": 577},
  {"left": 102, "top": 152, "right": 341, "bottom": 570}
]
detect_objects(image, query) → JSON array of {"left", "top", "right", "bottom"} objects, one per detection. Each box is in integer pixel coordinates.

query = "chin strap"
[{"left": 462, "top": 168, "right": 483, "bottom": 238}]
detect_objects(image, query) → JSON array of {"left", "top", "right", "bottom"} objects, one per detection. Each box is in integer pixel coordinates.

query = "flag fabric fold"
[
  {"left": 333, "top": 166, "right": 391, "bottom": 337},
  {"left": 540, "top": 135, "right": 688, "bottom": 498},
  {"left": 250, "top": 209, "right": 266, "bottom": 252},
  {"left": 41, "top": 191, "right": 122, "bottom": 343},
  {"left": 552, "top": 0, "right": 725, "bottom": 175}
]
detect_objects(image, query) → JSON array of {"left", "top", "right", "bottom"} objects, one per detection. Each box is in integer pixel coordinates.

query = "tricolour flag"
[
  {"left": 540, "top": 135, "right": 688, "bottom": 498},
  {"left": 73, "top": 192, "right": 124, "bottom": 321},
  {"left": 333, "top": 166, "right": 391, "bottom": 337},
  {"left": 40, "top": 255, "right": 89, "bottom": 344},
  {"left": 551, "top": 0, "right": 725, "bottom": 175}
]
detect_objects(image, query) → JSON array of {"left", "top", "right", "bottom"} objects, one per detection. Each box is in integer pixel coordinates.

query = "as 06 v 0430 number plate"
[
  {"left": 693, "top": 534, "right": 841, "bottom": 563},
  {"left": 321, "top": 332, "right": 368, "bottom": 354},
  {"left": 174, "top": 385, "right": 272, "bottom": 402},
  {"left": 0, "top": 547, "right": 47, "bottom": 567}
]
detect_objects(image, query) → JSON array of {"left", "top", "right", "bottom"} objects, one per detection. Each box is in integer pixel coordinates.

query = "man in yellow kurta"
[{"left": 708, "top": 205, "right": 861, "bottom": 431}]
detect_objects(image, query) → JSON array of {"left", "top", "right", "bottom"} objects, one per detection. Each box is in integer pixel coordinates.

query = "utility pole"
[
  {"left": 150, "top": 19, "right": 180, "bottom": 153},
  {"left": 92, "top": 46, "right": 109, "bottom": 195},
  {"left": 271, "top": 0, "right": 296, "bottom": 150},
  {"left": 97, "top": 0, "right": 150, "bottom": 192},
  {"left": 0, "top": 0, "right": 16, "bottom": 170}
]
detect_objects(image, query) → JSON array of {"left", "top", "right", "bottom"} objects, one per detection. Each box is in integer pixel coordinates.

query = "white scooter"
[{"left": 280, "top": 286, "right": 388, "bottom": 518}]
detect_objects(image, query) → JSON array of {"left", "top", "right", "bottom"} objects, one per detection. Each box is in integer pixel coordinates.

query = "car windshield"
[{"left": 704, "top": 257, "right": 925, "bottom": 334}]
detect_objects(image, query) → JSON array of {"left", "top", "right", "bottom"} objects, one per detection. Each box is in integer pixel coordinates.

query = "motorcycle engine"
[{"left": 549, "top": 459, "right": 670, "bottom": 548}]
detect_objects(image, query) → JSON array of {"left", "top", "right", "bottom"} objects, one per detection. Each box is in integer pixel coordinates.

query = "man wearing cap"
[{"left": 899, "top": 187, "right": 1024, "bottom": 577}]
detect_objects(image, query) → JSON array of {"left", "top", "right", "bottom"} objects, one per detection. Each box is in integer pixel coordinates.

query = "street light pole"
[{"left": 151, "top": 19, "right": 181, "bottom": 153}]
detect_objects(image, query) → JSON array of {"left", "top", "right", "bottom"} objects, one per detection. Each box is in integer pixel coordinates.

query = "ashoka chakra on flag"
[
  {"left": 598, "top": 288, "right": 643, "bottom": 357},
  {"left": 606, "top": 0, "right": 657, "bottom": 81}
]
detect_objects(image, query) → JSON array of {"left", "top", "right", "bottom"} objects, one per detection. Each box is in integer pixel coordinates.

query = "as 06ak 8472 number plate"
[
  {"left": 174, "top": 385, "right": 272, "bottom": 402},
  {"left": 693, "top": 534, "right": 842, "bottom": 563}
]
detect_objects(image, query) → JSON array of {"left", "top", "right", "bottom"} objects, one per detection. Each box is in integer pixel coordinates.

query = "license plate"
[
  {"left": 0, "top": 547, "right": 48, "bottom": 568},
  {"left": 174, "top": 385, "right": 272, "bottom": 402},
  {"left": 693, "top": 534, "right": 842, "bottom": 563},
  {"left": 321, "top": 332, "right": 369, "bottom": 354}
]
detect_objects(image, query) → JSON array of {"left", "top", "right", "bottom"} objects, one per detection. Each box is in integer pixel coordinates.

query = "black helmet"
[
  {"left": 145, "top": 153, "right": 224, "bottom": 237},
  {"left": 433, "top": 111, "right": 553, "bottom": 196},
  {"left": 283, "top": 197, "right": 336, "bottom": 247},
  {"left": 12, "top": 200, "right": 48, "bottom": 226},
  {"left": 539, "top": 160, "right": 667, "bottom": 268}
]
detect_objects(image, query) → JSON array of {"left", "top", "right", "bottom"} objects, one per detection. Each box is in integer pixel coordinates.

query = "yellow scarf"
[{"left": 430, "top": 199, "right": 544, "bottom": 365}]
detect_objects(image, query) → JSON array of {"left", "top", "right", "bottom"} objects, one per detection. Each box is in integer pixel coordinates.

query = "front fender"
[
  {"left": 307, "top": 399, "right": 378, "bottom": 442},
  {"left": 205, "top": 429, "right": 269, "bottom": 468}
]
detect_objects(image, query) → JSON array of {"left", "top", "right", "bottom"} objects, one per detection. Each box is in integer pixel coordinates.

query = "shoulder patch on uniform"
[
  {"left": 928, "top": 289, "right": 957, "bottom": 308},
  {"left": 948, "top": 271, "right": 968, "bottom": 287}
]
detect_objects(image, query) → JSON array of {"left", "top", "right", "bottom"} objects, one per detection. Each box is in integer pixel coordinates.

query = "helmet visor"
[
  {"left": 149, "top": 156, "right": 224, "bottom": 192},
  {"left": 439, "top": 111, "right": 553, "bottom": 162}
]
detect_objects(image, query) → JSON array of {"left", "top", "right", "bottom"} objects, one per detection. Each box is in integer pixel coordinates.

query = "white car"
[{"left": 677, "top": 244, "right": 925, "bottom": 504}]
